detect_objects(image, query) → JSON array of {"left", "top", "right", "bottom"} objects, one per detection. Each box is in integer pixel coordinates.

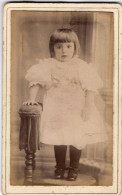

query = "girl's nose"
[{"left": 62, "top": 45, "right": 67, "bottom": 53}]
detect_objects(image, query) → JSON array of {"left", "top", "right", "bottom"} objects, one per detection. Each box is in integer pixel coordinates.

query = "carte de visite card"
[{"left": 2, "top": 2, "right": 122, "bottom": 195}]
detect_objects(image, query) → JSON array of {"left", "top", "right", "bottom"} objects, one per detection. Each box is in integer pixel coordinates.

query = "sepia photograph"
[{"left": 2, "top": 3, "right": 121, "bottom": 195}]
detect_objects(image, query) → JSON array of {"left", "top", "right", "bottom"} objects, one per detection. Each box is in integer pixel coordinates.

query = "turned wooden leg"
[
  {"left": 32, "top": 153, "right": 36, "bottom": 170},
  {"left": 25, "top": 149, "right": 36, "bottom": 180}
]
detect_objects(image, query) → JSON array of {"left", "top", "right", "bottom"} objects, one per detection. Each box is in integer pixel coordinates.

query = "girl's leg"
[
  {"left": 68, "top": 145, "right": 81, "bottom": 181},
  {"left": 54, "top": 145, "right": 67, "bottom": 168},
  {"left": 70, "top": 145, "right": 81, "bottom": 168},
  {"left": 54, "top": 145, "right": 67, "bottom": 179}
]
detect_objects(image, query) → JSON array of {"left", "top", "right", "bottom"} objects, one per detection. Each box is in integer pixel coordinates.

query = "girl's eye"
[
  {"left": 67, "top": 45, "right": 71, "bottom": 48},
  {"left": 56, "top": 45, "right": 61, "bottom": 49}
]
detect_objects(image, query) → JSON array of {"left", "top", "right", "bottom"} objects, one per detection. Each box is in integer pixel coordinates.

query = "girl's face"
[{"left": 54, "top": 42, "right": 75, "bottom": 62}]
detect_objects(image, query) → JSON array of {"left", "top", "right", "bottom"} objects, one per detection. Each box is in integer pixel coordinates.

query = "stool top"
[{"left": 19, "top": 105, "right": 42, "bottom": 116}]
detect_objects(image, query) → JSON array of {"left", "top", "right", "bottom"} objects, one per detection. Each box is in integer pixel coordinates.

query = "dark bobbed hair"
[{"left": 49, "top": 28, "right": 81, "bottom": 57}]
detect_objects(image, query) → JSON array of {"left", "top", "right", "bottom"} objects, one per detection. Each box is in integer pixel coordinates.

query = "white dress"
[{"left": 25, "top": 57, "right": 107, "bottom": 149}]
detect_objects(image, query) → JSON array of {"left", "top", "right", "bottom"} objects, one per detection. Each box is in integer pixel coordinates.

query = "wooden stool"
[{"left": 19, "top": 105, "right": 42, "bottom": 182}]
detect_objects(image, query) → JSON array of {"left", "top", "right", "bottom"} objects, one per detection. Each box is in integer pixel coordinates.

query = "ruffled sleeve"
[
  {"left": 78, "top": 61, "right": 103, "bottom": 92},
  {"left": 25, "top": 59, "right": 52, "bottom": 88}
]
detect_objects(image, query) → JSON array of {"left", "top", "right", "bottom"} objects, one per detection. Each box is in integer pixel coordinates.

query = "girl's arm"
[
  {"left": 82, "top": 90, "right": 95, "bottom": 121},
  {"left": 23, "top": 84, "right": 41, "bottom": 105}
]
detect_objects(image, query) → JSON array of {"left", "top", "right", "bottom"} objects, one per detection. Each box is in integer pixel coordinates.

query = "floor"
[
  {"left": 11, "top": 159, "right": 97, "bottom": 186},
  {"left": 10, "top": 156, "right": 112, "bottom": 186}
]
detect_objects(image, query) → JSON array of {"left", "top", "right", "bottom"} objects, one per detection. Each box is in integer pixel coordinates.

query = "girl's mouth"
[{"left": 62, "top": 55, "right": 67, "bottom": 58}]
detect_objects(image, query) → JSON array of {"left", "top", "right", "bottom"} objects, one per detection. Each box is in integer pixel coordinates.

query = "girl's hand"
[
  {"left": 81, "top": 105, "right": 91, "bottom": 121},
  {"left": 81, "top": 90, "right": 94, "bottom": 121},
  {"left": 23, "top": 100, "right": 38, "bottom": 106}
]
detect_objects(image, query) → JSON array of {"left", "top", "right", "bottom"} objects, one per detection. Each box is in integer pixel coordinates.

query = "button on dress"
[{"left": 25, "top": 57, "right": 107, "bottom": 149}]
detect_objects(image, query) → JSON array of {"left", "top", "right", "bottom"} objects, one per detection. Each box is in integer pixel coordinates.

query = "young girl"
[{"left": 24, "top": 28, "right": 107, "bottom": 181}]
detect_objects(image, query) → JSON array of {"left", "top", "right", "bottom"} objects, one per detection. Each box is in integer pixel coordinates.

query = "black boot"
[
  {"left": 67, "top": 167, "right": 79, "bottom": 181},
  {"left": 55, "top": 167, "right": 65, "bottom": 179}
]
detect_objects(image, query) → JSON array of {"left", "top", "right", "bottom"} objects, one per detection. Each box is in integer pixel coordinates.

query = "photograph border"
[{"left": 2, "top": 3, "right": 122, "bottom": 195}]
